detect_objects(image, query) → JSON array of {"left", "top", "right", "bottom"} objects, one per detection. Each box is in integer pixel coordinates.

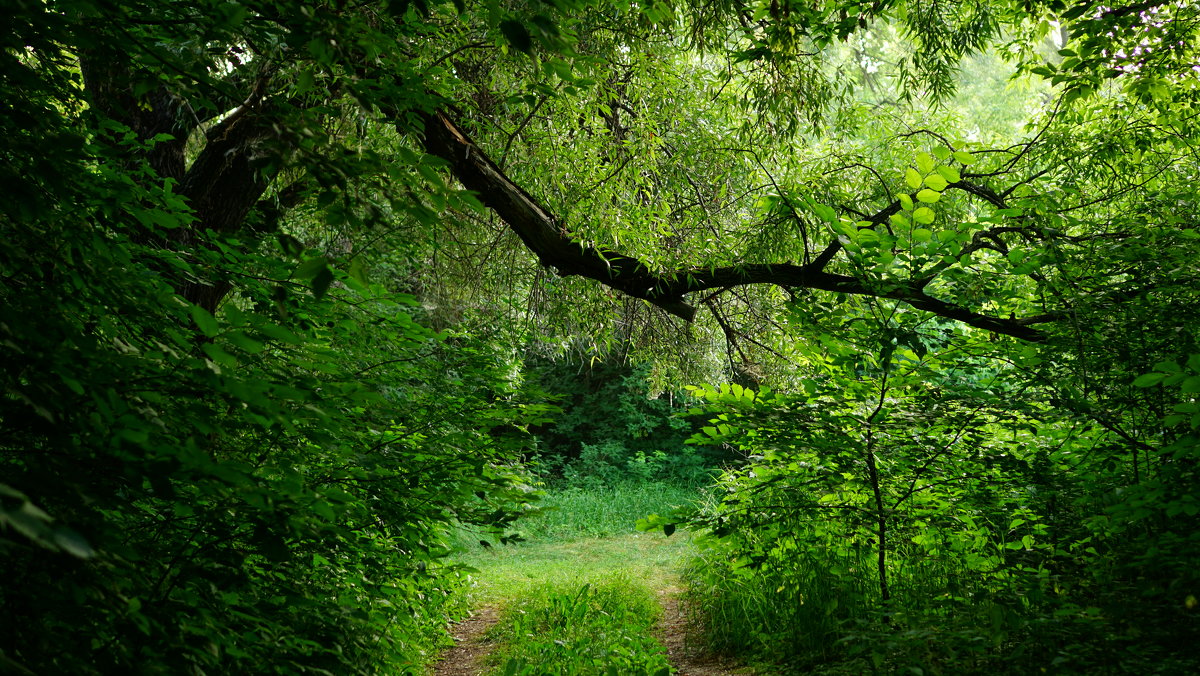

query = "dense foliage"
[
  {"left": 4, "top": 0, "right": 1200, "bottom": 673},
  {"left": 528, "top": 360, "right": 716, "bottom": 485}
]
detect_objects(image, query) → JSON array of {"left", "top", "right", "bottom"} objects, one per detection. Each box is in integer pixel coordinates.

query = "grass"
[
  {"left": 484, "top": 578, "right": 673, "bottom": 676},
  {"left": 511, "top": 480, "right": 699, "bottom": 540},
  {"left": 453, "top": 480, "right": 699, "bottom": 603},
  {"left": 682, "top": 535, "right": 1077, "bottom": 675},
  {"left": 444, "top": 480, "right": 701, "bottom": 675}
]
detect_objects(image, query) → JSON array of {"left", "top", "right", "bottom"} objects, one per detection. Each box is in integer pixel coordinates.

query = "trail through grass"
[{"left": 433, "top": 481, "right": 726, "bottom": 675}]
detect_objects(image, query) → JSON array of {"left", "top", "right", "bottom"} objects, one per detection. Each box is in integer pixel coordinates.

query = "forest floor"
[
  {"left": 430, "top": 586, "right": 743, "bottom": 675},
  {"left": 431, "top": 529, "right": 749, "bottom": 675},
  {"left": 655, "top": 585, "right": 747, "bottom": 676},
  {"left": 428, "top": 605, "right": 498, "bottom": 676}
]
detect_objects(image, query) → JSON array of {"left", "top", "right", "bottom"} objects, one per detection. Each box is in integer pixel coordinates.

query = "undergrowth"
[
  {"left": 442, "top": 481, "right": 700, "bottom": 674},
  {"left": 453, "top": 480, "right": 699, "bottom": 602},
  {"left": 485, "top": 579, "right": 673, "bottom": 676},
  {"left": 518, "top": 481, "right": 700, "bottom": 541}
]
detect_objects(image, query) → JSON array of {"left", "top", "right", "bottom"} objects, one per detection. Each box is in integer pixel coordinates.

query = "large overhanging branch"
[{"left": 419, "top": 109, "right": 1052, "bottom": 342}]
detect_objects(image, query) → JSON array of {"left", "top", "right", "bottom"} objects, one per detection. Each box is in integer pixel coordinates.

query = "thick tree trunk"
[{"left": 81, "top": 49, "right": 281, "bottom": 313}]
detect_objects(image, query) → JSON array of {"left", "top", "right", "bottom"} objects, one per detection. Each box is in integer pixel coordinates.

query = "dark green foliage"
[
  {"left": 529, "top": 360, "right": 719, "bottom": 485},
  {"left": 5, "top": 0, "right": 1200, "bottom": 672},
  {"left": 0, "top": 178, "right": 543, "bottom": 672},
  {"left": 0, "top": 2, "right": 551, "bottom": 672},
  {"left": 664, "top": 330, "right": 1200, "bottom": 673}
]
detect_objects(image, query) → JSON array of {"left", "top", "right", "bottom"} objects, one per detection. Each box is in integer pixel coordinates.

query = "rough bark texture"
[
  {"left": 81, "top": 46, "right": 282, "bottom": 312},
  {"left": 419, "top": 110, "right": 1053, "bottom": 341}
]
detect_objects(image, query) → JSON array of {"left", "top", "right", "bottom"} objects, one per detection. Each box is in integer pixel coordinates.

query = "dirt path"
[
  {"left": 430, "top": 606, "right": 500, "bottom": 676},
  {"left": 656, "top": 586, "right": 745, "bottom": 676},
  {"left": 431, "top": 591, "right": 743, "bottom": 676}
]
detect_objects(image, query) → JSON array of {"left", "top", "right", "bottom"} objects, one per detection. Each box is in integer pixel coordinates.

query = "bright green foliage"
[
  {"left": 487, "top": 580, "right": 672, "bottom": 676},
  {"left": 662, "top": 338, "right": 1068, "bottom": 670}
]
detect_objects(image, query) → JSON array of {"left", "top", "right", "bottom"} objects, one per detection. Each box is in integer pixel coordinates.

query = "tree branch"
[{"left": 418, "top": 109, "right": 1052, "bottom": 341}]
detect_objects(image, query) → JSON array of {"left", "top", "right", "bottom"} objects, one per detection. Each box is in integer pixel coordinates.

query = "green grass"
[
  {"left": 682, "top": 537, "right": 1068, "bottom": 675},
  {"left": 515, "top": 480, "right": 698, "bottom": 540},
  {"left": 484, "top": 578, "right": 673, "bottom": 676},
  {"left": 453, "top": 481, "right": 698, "bottom": 603},
  {"left": 443, "top": 481, "right": 701, "bottom": 674}
]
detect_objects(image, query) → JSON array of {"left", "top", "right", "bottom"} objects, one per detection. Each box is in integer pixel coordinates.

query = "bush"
[{"left": 528, "top": 360, "right": 726, "bottom": 486}]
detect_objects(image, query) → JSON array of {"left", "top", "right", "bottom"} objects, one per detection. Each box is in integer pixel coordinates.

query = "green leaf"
[
  {"left": 913, "top": 207, "right": 935, "bottom": 225},
  {"left": 348, "top": 257, "right": 369, "bottom": 287},
  {"left": 52, "top": 527, "right": 95, "bottom": 558},
  {"left": 277, "top": 233, "right": 305, "bottom": 257},
  {"left": 952, "top": 150, "right": 976, "bottom": 165},
  {"left": 916, "top": 188, "right": 941, "bottom": 203},
  {"left": 223, "top": 303, "right": 248, "bottom": 327},
  {"left": 905, "top": 168, "right": 922, "bottom": 190},
  {"left": 812, "top": 203, "right": 837, "bottom": 222},
  {"left": 259, "top": 323, "right": 302, "bottom": 345},
  {"left": 936, "top": 165, "right": 961, "bottom": 183},
  {"left": 1182, "top": 376, "right": 1200, "bottom": 393},
  {"left": 912, "top": 228, "right": 932, "bottom": 243},
  {"left": 1133, "top": 373, "right": 1166, "bottom": 387},
  {"left": 1164, "top": 414, "right": 1188, "bottom": 427},
  {"left": 227, "top": 331, "right": 265, "bottom": 354},
  {"left": 924, "top": 173, "right": 949, "bottom": 191},
  {"left": 311, "top": 266, "right": 335, "bottom": 299},
  {"left": 915, "top": 152, "right": 935, "bottom": 174},
  {"left": 189, "top": 305, "right": 220, "bottom": 338},
  {"left": 201, "top": 343, "right": 237, "bottom": 367},
  {"left": 932, "top": 147, "right": 950, "bottom": 161},
  {"left": 294, "top": 257, "right": 328, "bottom": 281},
  {"left": 500, "top": 19, "right": 533, "bottom": 53}
]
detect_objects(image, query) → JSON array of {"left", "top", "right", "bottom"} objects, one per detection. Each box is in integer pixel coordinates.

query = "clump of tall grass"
[
  {"left": 683, "top": 542, "right": 877, "bottom": 670},
  {"left": 485, "top": 578, "right": 672, "bottom": 676},
  {"left": 519, "top": 480, "right": 699, "bottom": 540},
  {"left": 683, "top": 534, "right": 1056, "bottom": 674},
  {"left": 451, "top": 480, "right": 699, "bottom": 551}
]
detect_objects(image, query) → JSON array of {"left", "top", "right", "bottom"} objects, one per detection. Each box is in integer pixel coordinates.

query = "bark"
[
  {"left": 865, "top": 357, "right": 892, "bottom": 609},
  {"left": 419, "top": 109, "right": 1053, "bottom": 342},
  {"left": 82, "top": 45, "right": 282, "bottom": 312}
]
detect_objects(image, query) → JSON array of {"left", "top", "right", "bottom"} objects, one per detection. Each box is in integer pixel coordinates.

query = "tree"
[{"left": 4, "top": 0, "right": 1200, "bottom": 672}]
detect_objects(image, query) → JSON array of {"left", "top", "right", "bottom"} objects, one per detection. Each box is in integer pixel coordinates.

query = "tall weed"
[{"left": 485, "top": 578, "right": 672, "bottom": 676}]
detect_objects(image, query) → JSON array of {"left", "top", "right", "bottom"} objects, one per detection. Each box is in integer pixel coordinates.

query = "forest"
[{"left": 2, "top": 0, "right": 1198, "bottom": 673}]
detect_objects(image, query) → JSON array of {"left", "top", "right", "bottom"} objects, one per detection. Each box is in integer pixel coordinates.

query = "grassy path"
[{"left": 429, "top": 483, "right": 747, "bottom": 675}]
